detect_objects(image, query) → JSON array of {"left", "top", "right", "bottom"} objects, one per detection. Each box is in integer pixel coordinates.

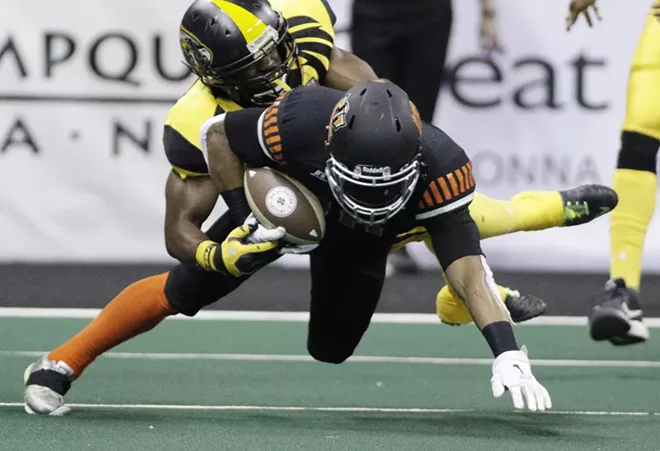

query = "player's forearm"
[
  {"left": 445, "top": 255, "right": 518, "bottom": 356},
  {"left": 164, "top": 171, "right": 220, "bottom": 266},
  {"left": 325, "top": 48, "right": 380, "bottom": 91},
  {"left": 165, "top": 220, "right": 209, "bottom": 265},
  {"left": 202, "top": 115, "right": 252, "bottom": 222},
  {"left": 449, "top": 270, "right": 509, "bottom": 329},
  {"left": 205, "top": 125, "right": 244, "bottom": 194}
]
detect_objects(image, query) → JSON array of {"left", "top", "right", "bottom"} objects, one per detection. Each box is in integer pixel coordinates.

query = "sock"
[
  {"left": 610, "top": 169, "right": 657, "bottom": 290},
  {"left": 469, "top": 192, "right": 564, "bottom": 239},
  {"left": 48, "top": 273, "right": 176, "bottom": 377}
]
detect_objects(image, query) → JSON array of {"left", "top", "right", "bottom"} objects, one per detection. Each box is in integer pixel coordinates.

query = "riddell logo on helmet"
[{"left": 358, "top": 165, "right": 391, "bottom": 176}]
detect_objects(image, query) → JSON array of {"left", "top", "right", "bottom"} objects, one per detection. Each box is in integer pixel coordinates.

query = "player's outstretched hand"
[{"left": 491, "top": 346, "right": 552, "bottom": 412}]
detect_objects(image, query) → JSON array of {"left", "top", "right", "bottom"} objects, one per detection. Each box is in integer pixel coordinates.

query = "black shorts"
[{"left": 164, "top": 206, "right": 391, "bottom": 363}]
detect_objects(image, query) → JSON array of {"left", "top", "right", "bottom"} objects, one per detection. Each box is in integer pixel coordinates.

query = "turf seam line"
[
  {"left": 2, "top": 308, "right": 660, "bottom": 327},
  {"left": 3, "top": 350, "right": 660, "bottom": 368}
]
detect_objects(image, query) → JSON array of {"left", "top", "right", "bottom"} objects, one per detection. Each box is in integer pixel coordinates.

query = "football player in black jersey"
[
  {"left": 23, "top": 0, "right": 611, "bottom": 415},
  {"left": 193, "top": 82, "right": 552, "bottom": 411}
]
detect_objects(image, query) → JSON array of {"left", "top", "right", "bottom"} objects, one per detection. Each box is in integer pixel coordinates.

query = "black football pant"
[
  {"left": 351, "top": 0, "right": 453, "bottom": 122},
  {"left": 164, "top": 208, "right": 390, "bottom": 363}
]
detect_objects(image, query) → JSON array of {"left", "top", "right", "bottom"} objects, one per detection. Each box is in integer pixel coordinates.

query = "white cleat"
[{"left": 24, "top": 356, "right": 74, "bottom": 416}]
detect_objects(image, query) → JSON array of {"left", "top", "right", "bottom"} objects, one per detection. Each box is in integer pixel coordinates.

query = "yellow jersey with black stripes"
[{"left": 164, "top": 0, "right": 336, "bottom": 179}]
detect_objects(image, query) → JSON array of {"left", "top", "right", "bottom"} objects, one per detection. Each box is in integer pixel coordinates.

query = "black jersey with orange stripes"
[
  {"left": 164, "top": 0, "right": 336, "bottom": 179},
  {"left": 220, "top": 85, "right": 481, "bottom": 266}
]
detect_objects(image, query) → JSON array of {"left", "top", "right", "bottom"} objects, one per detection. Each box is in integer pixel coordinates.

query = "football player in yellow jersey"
[
  {"left": 22, "top": 0, "right": 616, "bottom": 415},
  {"left": 568, "top": 0, "right": 654, "bottom": 346}
]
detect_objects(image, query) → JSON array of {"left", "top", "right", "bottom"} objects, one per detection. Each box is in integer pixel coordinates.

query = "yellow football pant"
[{"left": 392, "top": 191, "right": 565, "bottom": 325}]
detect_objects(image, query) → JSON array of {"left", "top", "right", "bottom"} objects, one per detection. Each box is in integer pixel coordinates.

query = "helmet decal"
[
  {"left": 327, "top": 95, "right": 350, "bottom": 142},
  {"left": 180, "top": 27, "right": 214, "bottom": 68},
  {"left": 410, "top": 101, "right": 422, "bottom": 134}
]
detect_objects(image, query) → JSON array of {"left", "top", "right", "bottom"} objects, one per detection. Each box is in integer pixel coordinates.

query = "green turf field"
[{"left": 2, "top": 314, "right": 660, "bottom": 450}]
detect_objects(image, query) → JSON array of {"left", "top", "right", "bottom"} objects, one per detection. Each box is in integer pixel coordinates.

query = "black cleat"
[
  {"left": 560, "top": 184, "right": 618, "bottom": 227},
  {"left": 589, "top": 279, "right": 649, "bottom": 345},
  {"left": 504, "top": 289, "right": 548, "bottom": 323}
]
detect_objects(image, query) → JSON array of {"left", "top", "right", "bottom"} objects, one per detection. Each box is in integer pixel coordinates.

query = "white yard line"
[{"left": 0, "top": 402, "right": 657, "bottom": 416}]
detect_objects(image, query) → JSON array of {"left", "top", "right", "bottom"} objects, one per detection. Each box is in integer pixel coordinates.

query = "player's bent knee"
[
  {"left": 307, "top": 341, "right": 354, "bottom": 364},
  {"left": 307, "top": 347, "right": 352, "bottom": 364},
  {"left": 617, "top": 131, "right": 660, "bottom": 173},
  {"left": 164, "top": 263, "right": 248, "bottom": 317}
]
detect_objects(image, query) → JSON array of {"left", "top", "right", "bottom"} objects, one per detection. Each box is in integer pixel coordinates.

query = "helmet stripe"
[{"left": 211, "top": 0, "right": 268, "bottom": 45}]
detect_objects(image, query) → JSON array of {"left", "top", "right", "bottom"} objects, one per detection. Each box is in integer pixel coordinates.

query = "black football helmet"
[
  {"left": 179, "top": 0, "right": 298, "bottom": 106},
  {"left": 325, "top": 82, "right": 423, "bottom": 226}
]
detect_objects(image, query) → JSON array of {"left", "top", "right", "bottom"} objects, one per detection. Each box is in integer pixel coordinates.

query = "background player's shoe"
[
  {"left": 560, "top": 185, "right": 618, "bottom": 227},
  {"left": 504, "top": 289, "right": 547, "bottom": 323},
  {"left": 589, "top": 279, "right": 649, "bottom": 346},
  {"left": 24, "top": 356, "right": 74, "bottom": 416},
  {"left": 387, "top": 246, "right": 420, "bottom": 274}
]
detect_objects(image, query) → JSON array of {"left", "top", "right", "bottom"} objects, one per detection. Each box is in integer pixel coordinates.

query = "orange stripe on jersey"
[
  {"left": 429, "top": 180, "right": 443, "bottom": 204},
  {"left": 266, "top": 135, "right": 281, "bottom": 145},
  {"left": 446, "top": 173, "right": 460, "bottom": 196},
  {"left": 461, "top": 165, "right": 471, "bottom": 188},
  {"left": 437, "top": 177, "right": 452, "bottom": 200},
  {"left": 418, "top": 200, "right": 426, "bottom": 210},
  {"left": 265, "top": 108, "right": 279, "bottom": 120},
  {"left": 454, "top": 169, "right": 465, "bottom": 193},
  {"left": 423, "top": 190, "right": 433, "bottom": 208},
  {"left": 264, "top": 126, "right": 279, "bottom": 137},
  {"left": 264, "top": 116, "right": 278, "bottom": 127},
  {"left": 270, "top": 144, "right": 282, "bottom": 153},
  {"left": 466, "top": 161, "right": 475, "bottom": 187}
]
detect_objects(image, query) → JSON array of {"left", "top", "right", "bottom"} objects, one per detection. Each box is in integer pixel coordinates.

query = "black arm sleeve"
[
  {"left": 223, "top": 107, "right": 272, "bottom": 168},
  {"left": 427, "top": 206, "right": 483, "bottom": 270}
]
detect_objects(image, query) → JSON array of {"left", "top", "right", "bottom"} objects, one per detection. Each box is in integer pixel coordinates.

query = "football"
[{"left": 244, "top": 167, "right": 326, "bottom": 245}]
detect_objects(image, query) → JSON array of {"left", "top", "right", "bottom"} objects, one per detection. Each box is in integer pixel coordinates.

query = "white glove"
[
  {"left": 243, "top": 213, "right": 286, "bottom": 244},
  {"left": 278, "top": 243, "right": 319, "bottom": 255},
  {"left": 491, "top": 346, "right": 552, "bottom": 412},
  {"left": 242, "top": 213, "right": 318, "bottom": 255}
]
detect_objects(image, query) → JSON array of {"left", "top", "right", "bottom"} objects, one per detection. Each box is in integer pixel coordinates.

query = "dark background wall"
[{"left": 2, "top": 264, "right": 659, "bottom": 316}]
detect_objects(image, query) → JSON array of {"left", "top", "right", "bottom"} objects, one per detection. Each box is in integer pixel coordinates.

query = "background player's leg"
[
  {"left": 350, "top": 0, "right": 401, "bottom": 83},
  {"left": 306, "top": 216, "right": 390, "bottom": 364},
  {"left": 398, "top": 6, "right": 452, "bottom": 122},
  {"left": 589, "top": 12, "right": 660, "bottom": 345},
  {"left": 610, "top": 13, "right": 660, "bottom": 292}
]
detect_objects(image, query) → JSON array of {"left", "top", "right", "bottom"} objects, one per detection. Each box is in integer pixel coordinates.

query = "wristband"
[
  {"left": 221, "top": 187, "right": 252, "bottom": 224},
  {"left": 195, "top": 240, "right": 221, "bottom": 272},
  {"left": 481, "top": 321, "right": 519, "bottom": 357}
]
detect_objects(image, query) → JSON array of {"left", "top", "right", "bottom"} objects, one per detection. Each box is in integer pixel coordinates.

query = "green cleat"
[{"left": 560, "top": 184, "right": 618, "bottom": 227}]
